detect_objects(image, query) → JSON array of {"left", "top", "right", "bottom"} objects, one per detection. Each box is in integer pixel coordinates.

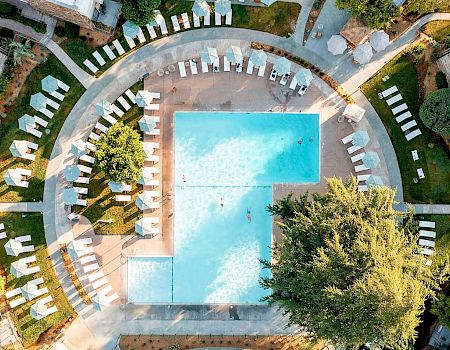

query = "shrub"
[
  {"left": 64, "top": 22, "right": 80, "bottom": 38},
  {"left": 419, "top": 88, "right": 450, "bottom": 134},
  {"left": 54, "top": 26, "right": 65, "bottom": 37},
  {"left": 436, "top": 71, "right": 449, "bottom": 89},
  {"left": 0, "top": 27, "right": 14, "bottom": 39},
  {"left": 0, "top": 75, "right": 11, "bottom": 95},
  {"left": 431, "top": 47, "right": 441, "bottom": 62},
  {"left": 445, "top": 36, "right": 450, "bottom": 49},
  {"left": 0, "top": 2, "right": 13, "bottom": 15},
  {"left": 411, "top": 43, "right": 426, "bottom": 55},
  {"left": 122, "top": 0, "right": 161, "bottom": 26}
]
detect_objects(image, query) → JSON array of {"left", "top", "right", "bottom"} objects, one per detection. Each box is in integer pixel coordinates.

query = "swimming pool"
[{"left": 128, "top": 112, "right": 320, "bottom": 304}]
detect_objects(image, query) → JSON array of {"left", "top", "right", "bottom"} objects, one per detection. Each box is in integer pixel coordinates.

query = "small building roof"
[{"left": 340, "top": 17, "right": 373, "bottom": 47}]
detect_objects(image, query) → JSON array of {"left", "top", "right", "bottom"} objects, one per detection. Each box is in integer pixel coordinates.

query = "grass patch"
[
  {"left": 361, "top": 53, "right": 450, "bottom": 204},
  {"left": 0, "top": 54, "right": 85, "bottom": 202},
  {"left": 76, "top": 81, "right": 144, "bottom": 235},
  {"left": 0, "top": 213, "right": 74, "bottom": 347},
  {"left": 422, "top": 20, "right": 450, "bottom": 43}
]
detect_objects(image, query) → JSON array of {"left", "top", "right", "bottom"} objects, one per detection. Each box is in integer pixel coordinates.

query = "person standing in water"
[
  {"left": 246, "top": 208, "right": 252, "bottom": 223},
  {"left": 220, "top": 196, "right": 224, "bottom": 210}
]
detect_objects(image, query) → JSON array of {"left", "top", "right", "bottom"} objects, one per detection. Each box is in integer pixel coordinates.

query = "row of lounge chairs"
[{"left": 417, "top": 220, "right": 437, "bottom": 266}]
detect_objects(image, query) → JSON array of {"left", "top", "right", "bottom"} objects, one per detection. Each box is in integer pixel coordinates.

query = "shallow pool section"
[{"left": 127, "top": 112, "right": 320, "bottom": 304}]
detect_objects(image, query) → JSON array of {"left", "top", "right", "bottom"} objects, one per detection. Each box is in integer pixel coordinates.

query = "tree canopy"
[
  {"left": 94, "top": 122, "right": 144, "bottom": 183},
  {"left": 122, "top": 0, "right": 160, "bottom": 26},
  {"left": 261, "top": 178, "right": 437, "bottom": 349},
  {"left": 419, "top": 88, "right": 450, "bottom": 135},
  {"left": 404, "top": 0, "right": 448, "bottom": 14},
  {"left": 432, "top": 294, "right": 450, "bottom": 328},
  {"left": 336, "top": 0, "right": 399, "bottom": 29}
]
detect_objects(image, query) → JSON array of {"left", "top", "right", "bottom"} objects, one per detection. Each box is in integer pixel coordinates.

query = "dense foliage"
[
  {"left": 122, "top": 0, "right": 161, "bottom": 26},
  {"left": 432, "top": 294, "right": 450, "bottom": 328},
  {"left": 95, "top": 122, "right": 144, "bottom": 183},
  {"left": 262, "top": 178, "right": 437, "bottom": 349},
  {"left": 336, "top": 0, "right": 399, "bottom": 29},
  {"left": 419, "top": 88, "right": 450, "bottom": 135}
]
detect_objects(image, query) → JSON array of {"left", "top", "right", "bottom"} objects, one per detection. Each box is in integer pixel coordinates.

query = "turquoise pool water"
[{"left": 128, "top": 112, "right": 320, "bottom": 304}]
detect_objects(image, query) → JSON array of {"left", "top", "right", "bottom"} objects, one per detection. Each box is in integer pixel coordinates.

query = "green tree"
[
  {"left": 261, "top": 178, "right": 438, "bottom": 349},
  {"left": 419, "top": 88, "right": 450, "bottom": 135},
  {"left": 2, "top": 38, "right": 35, "bottom": 66},
  {"left": 94, "top": 122, "right": 144, "bottom": 183},
  {"left": 432, "top": 294, "right": 450, "bottom": 328},
  {"left": 336, "top": 0, "right": 399, "bottom": 29},
  {"left": 122, "top": 0, "right": 161, "bottom": 26},
  {"left": 405, "top": 0, "right": 448, "bottom": 14}
]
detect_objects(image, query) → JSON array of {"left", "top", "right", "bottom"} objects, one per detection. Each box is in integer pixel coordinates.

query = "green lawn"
[
  {"left": 0, "top": 54, "right": 85, "bottom": 202},
  {"left": 76, "top": 81, "right": 144, "bottom": 235},
  {"left": 422, "top": 20, "right": 450, "bottom": 43},
  {"left": 361, "top": 53, "right": 450, "bottom": 204},
  {"left": 0, "top": 213, "right": 74, "bottom": 346}
]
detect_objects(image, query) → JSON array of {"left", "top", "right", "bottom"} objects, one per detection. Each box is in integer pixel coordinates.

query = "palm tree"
[{"left": 2, "top": 38, "right": 35, "bottom": 66}]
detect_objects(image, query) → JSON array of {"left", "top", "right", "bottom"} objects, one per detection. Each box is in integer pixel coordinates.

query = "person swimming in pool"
[
  {"left": 246, "top": 208, "right": 252, "bottom": 223},
  {"left": 297, "top": 138, "right": 303, "bottom": 145},
  {"left": 220, "top": 196, "right": 224, "bottom": 209}
]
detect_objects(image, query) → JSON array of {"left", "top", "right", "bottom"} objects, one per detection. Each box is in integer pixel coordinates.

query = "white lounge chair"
[
  {"left": 88, "top": 270, "right": 105, "bottom": 283},
  {"left": 347, "top": 145, "right": 362, "bottom": 154},
  {"left": 392, "top": 103, "right": 408, "bottom": 115},
  {"left": 357, "top": 174, "right": 371, "bottom": 182},
  {"left": 80, "top": 154, "right": 95, "bottom": 164},
  {"left": 189, "top": 59, "right": 198, "bottom": 75},
  {"left": 289, "top": 76, "right": 298, "bottom": 90},
  {"left": 401, "top": 120, "right": 417, "bottom": 132},
  {"left": 181, "top": 13, "right": 190, "bottom": 29},
  {"left": 58, "top": 80, "right": 70, "bottom": 92},
  {"left": 386, "top": 94, "right": 402, "bottom": 106},
  {"left": 80, "top": 254, "right": 96, "bottom": 265},
  {"left": 351, "top": 152, "right": 365, "bottom": 163},
  {"left": 223, "top": 56, "right": 231, "bottom": 72},
  {"left": 116, "top": 195, "right": 132, "bottom": 202},
  {"left": 147, "top": 167, "right": 160, "bottom": 174},
  {"left": 395, "top": 111, "right": 412, "bottom": 123},
  {"left": 419, "top": 230, "right": 436, "bottom": 238},
  {"left": 419, "top": 239, "right": 435, "bottom": 248},
  {"left": 137, "top": 29, "right": 146, "bottom": 44},
  {"left": 5, "top": 287, "right": 21, "bottom": 299},
  {"left": 103, "top": 45, "right": 116, "bottom": 60},
  {"left": 74, "top": 186, "right": 89, "bottom": 194},
  {"left": 125, "top": 36, "right": 136, "bottom": 49},
  {"left": 89, "top": 132, "right": 100, "bottom": 141},
  {"left": 354, "top": 164, "right": 370, "bottom": 172},
  {"left": 0, "top": 232, "right": 6, "bottom": 239},
  {"left": 236, "top": 61, "right": 243, "bottom": 73},
  {"left": 215, "top": 12, "right": 221, "bottom": 25},
  {"left": 117, "top": 96, "right": 131, "bottom": 111},
  {"left": 357, "top": 185, "right": 368, "bottom": 192},
  {"left": 147, "top": 129, "right": 160, "bottom": 136},
  {"left": 411, "top": 150, "right": 419, "bottom": 161},
  {"left": 171, "top": 16, "right": 181, "bottom": 32},
  {"left": 78, "top": 164, "right": 92, "bottom": 174},
  {"left": 93, "top": 51, "right": 106, "bottom": 66},
  {"left": 246, "top": 61, "right": 254, "bottom": 75},
  {"left": 258, "top": 63, "right": 266, "bottom": 77},
  {"left": 102, "top": 114, "right": 117, "bottom": 125},
  {"left": 112, "top": 39, "right": 125, "bottom": 55},
  {"left": 213, "top": 57, "right": 220, "bottom": 72},
  {"left": 9, "top": 297, "right": 26, "bottom": 308},
  {"left": 193, "top": 12, "right": 200, "bottom": 27},
  {"left": 178, "top": 61, "right": 187, "bottom": 77},
  {"left": 341, "top": 133, "right": 355, "bottom": 145},
  {"left": 92, "top": 277, "right": 108, "bottom": 289},
  {"left": 280, "top": 74, "right": 289, "bottom": 86},
  {"left": 379, "top": 86, "right": 398, "bottom": 99},
  {"left": 405, "top": 128, "right": 422, "bottom": 141},
  {"left": 417, "top": 168, "right": 425, "bottom": 179},
  {"left": 95, "top": 122, "right": 108, "bottom": 133},
  {"left": 146, "top": 24, "right": 157, "bottom": 39},
  {"left": 204, "top": 12, "right": 211, "bottom": 26},
  {"left": 83, "top": 263, "right": 99, "bottom": 273},
  {"left": 419, "top": 221, "right": 436, "bottom": 229},
  {"left": 145, "top": 104, "right": 159, "bottom": 111},
  {"left": 225, "top": 10, "right": 232, "bottom": 25},
  {"left": 269, "top": 68, "right": 277, "bottom": 81},
  {"left": 49, "top": 90, "right": 64, "bottom": 101},
  {"left": 126, "top": 90, "right": 136, "bottom": 104},
  {"left": 111, "top": 104, "right": 124, "bottom": 118},
  {"left": 83, "top": 59, "right": 98, "bottom": 74},
  {"left": 419, "top": 247, "right": 434, "bottom": 256},
  {"left": 15, "top": 234, "right": 31, "bottom": 242},
  {"left": 201, "top": 59, "right": 208, "bottom": 73}
]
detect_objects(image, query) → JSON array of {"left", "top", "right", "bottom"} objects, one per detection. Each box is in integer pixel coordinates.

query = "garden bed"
[
  {"left": 0, "top": 3, "right": 46, "bottom": 34},
  {"left": 0, "top": 213, "right": 74, "bottom": 347},
  {"left": 361, "top": 53, "right": 450, "bottom": 204},
  {"left": 0, "top": 53, "right": 85, "bottom": 202}
]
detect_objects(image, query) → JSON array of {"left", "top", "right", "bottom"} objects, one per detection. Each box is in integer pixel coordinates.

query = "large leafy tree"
[
  {"left": 95, "top": 122, "right": 144, "bottom": 183},
  {"left": 336, "top": 0, "right": 399, "bottom": 29},
  {"left": 432, "top": 294, "right": 450, "bottom": 328},
  {"left": 122, "top": 0, "right": 161, "bottom": 26},
  {"left": 262, "top": 178, "right": 438, "bottom": 349},
  {"left": 419, "top": 88, "right": 450, "bottom": 135}
]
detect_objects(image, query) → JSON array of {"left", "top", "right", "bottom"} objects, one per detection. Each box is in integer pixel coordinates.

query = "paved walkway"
[
  {"left": 413, "top": 204, "right": 450, "bottom": 215},
  {"left": 0, "top": 201, "right": 43, "bottom": 212}
]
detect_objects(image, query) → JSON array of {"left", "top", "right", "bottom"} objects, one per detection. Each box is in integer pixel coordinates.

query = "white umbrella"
[
  {"left": 353, "top": 43, "right": 373, "bottom": 65},
  {"left": 11, "top": 259, "right": 28, "bottom": 277},
  {"left": 21, "top": 281, "right": 40, "bottom": 300},
  {"left": 138, "top": 115, "right": 157, "bottom": 132},
  {"left": 71, "top": 139, "right": 87, "bottom": 157},
  {"left": 135, "top": 192, "right": 156, "bottom": 210},
  {"left": 62, "top": 188, "right": 79, "bottom": 205},
  {"left": 366, "top": 175, "right": 384, "bottom": 187},
  {"left": 200, "top": 47, "right": 219, "bottom": 64},
  {"left": 95, "top": 99, "right": 113, "bottom": 116},
  {"left": 214, "top": 0, "right": 231, "bottom": 15},
  {"left": 67, "top": 240, "right": 88, "bottom": 260},
  {"left": 92, "top": 293, "right": 111, "bottom": 311},
  {"left": 295, "top": 68, "right": 313, "bottom": 87},
  {"left": 30, "top": 302, "right": 48, "bottom": 320},
  {"left": 369, "top": 30, "right": 390, "bottom": 52},
  {"left": 327, "top": 35, "right": 347, "bottom": 55},
  {"left": 192, "top": 0, "right": 210, "bottom": 17},
  {"left": 362, "top": 152, "right": 380, "bottom": 169},
  {"left": 135, "top": 91, "right": 154, "bottom": 108},
  {"left": 109, "top": 181, "right": 129, "bottom": 193},
  {"left": 135, "top": 217, "right": 158, "bottom": 236},
  {"left": 18, "top": 114, "right": 36, "bottom": 133},
  {"left": 143, "top": 143, "right": 154, "bottom": 158},
  {"left": 249, "top": 50, "right": 267, "bottom": 67},
  {"left": 4, "top": 239, "right": 23, "bottom": 257},
  {"left": 4, "top": 169, "right": 24, "bottom": 187},
  {"left": 273, "top": 57, "right": 291, "bottom": 75},
  {"left": 137, "top": 168, "right": 154, "bottom": 185},
  {"left": 9, "top": 140, "right": 30, "bottom": 158},
  {"left": 352, "top": 130, "right": 370, "bottom": 147},
  {"left": 41, "top": 75, "right": 59, "bottom": 93},
  {"left": 30, "top": 92, "right": 48, "bottom": 111},
  {"left": 64, "top": 164, "right": 81, "bottom": 182},
  {"left": 122, "top": 21, "right": 140, "bottom": 38}
]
